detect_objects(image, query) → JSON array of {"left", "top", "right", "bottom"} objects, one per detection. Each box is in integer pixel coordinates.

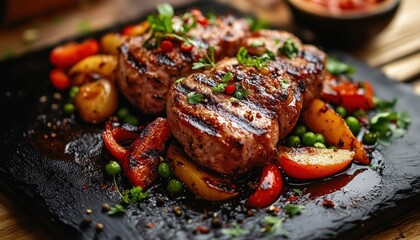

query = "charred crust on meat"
[
  {"left": 179, "top": 112, "right": 219, "bottom": 137},
  {"left": 181, "top": 52, "right": 193, "bottom": 62},
  {"left": 120, "top": 44, "right": 146, "bottom": 74},
  {"left": 193, "top": 74, "right": 217, "bottom": 87},
  {"left": 234, "top": 73, "right": 245, "bottom": 81},
  {"left": 157, "top": 54, "right": 176, "bottom": 67},
  {"left": 298, "top": 80, "right": 306, "bottom": 93}
]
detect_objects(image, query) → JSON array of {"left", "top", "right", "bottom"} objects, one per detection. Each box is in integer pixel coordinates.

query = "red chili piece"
[
  {"left": 322, "top": 199, "right": 335, "bottom": 208},
  {"left": 160, "top": 40, "right": 174, "bottom": 52},
  {"left": 191, "top": 9, "right": 209, "bottom": 26},
  {"left": 224, "top": 85, "right": 236, "bottom": 95},
  {"left": 196, "top": 225, "right": 210, "bottom": 234},
  {"left": 246, "top": 163, "right": 284, "bottom": 208},
  {"left": 49, "top": 39, "right": 99, "bottom": 68}
]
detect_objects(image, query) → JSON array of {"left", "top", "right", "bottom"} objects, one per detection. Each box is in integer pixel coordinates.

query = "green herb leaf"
[
  {"left": 326, "top": 58, "right": 356, "bottom": 75},
  {"left": 233, "top": 85, "right": 248, "bottom": 100},
  {"left": 284, "top": 204, "right": 305, "bottom": 216},
  {"left": 373, "top": 97, "right": 397, "bottom": 111},
  {"left": 246, "top": 17, "right": 269, "bottom": 32},
  {"left": 369, "top": 111, "right": 410, "bottom": 146},
  {"left": 264, "top": 216, "right": 288, "bottom": 236},
  {"left": 292, "top": 188, "right": 303, "bottom": 196},
  {"left": 192, "top": 47, "right": 215, "bottom": 70},
  {"left": 108, "top": 203, "right": 125, "bottom": 215},
  {"left": 212, "top": 83, "right": 227, "bottom": 94},
  {"left": 221, "top": 223, "right": 250, "bottom": 237},
  {"left": 221, "top": 72, "right": 234, "bottom": 82},
  {"left": 157, "top": 3, "right": 174, "bottom": 16},
  {"left": 187, "top": 91, "right": 203, "bottom": 104},
  {"left": 122, "top": 186, "right": 148, "bottom": 204},
  {"left": 278, "top": 38, "right": 299, "bottom": 59},
  {"left": 236, "top": 47, "right": 274, "bottom": 69}
]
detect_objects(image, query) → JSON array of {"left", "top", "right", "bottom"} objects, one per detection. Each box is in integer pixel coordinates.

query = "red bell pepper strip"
[
  {"left": 124, "top": 118, "right": 172, "bottom": 189},
  {"left": 102, "top": 121, "right": 141, "bottom": 162},
  {"left": 50, "top": 39, "right": 99, "bottom": 68},
  {"left": 322, "top": 74, "right": 374, "bottom": 112},
  {"left": 246, "top": 163, "right": 284, "bottom": 208}
]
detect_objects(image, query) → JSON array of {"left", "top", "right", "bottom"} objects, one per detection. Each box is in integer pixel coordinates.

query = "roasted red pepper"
[
  {"left": 49, "top": 39, "right": 99, "bottom": 68},
  {"left": 124, "top": 118, "right": 172, "bottom": 189},
  {"left": 322, "top": 73, "right": 374, "bottom": 112},
  {"left": 102, "top": 121, "right": 142, "bottom": 162},
  {"left": 246, "top": 163, "right": 284, "bottom": 208}
]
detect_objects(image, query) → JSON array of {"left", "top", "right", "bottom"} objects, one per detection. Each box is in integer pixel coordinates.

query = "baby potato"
[
  {"left": 69, "top": 54, "right": 117, "bottom": 86},
  {"left": 74, "top": 79, "right": 118, "bottom": 123},
  {"left": 100, "top": 33, "right": 125, "bottom": 55}
]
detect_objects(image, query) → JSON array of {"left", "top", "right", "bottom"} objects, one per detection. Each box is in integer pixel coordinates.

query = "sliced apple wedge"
[
  {"left": 277, "top": 146, "right": 354, "bottom": 180},
  {"left": 166, "top": 143, "right": 239, "bottom": 201}
]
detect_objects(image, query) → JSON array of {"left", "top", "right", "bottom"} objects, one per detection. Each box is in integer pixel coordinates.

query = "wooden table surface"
[{"left": 0, "top": 0, "right": 419, "bottom": 239}]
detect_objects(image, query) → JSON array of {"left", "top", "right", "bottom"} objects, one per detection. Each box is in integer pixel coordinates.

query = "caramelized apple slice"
[
  {"left": 166, "top": 143, "right": 239, "bottom": 201},
  {"left": 277, "top": 146, "right": 354, "bottom": 180}
]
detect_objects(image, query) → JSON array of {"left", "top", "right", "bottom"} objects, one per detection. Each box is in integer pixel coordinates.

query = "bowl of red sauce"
[{"left": 286, "top": 0, "right": 401, "bottom": 47}]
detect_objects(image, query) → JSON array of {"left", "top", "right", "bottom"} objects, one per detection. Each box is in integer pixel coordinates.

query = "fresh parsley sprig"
[
  {"left": 326, "top": 58, "right": 356, "bottom": 75},
  {"left": 284, "top": 204, "right": 305, "bottom": 216},
  {"left": 192, "top": 47, "right": 215, "bottom": 69},
  {"left": 187, "top": 91, "right": 203, "bottom": 104},
  {"left": 212, "top": 72, "right": 233, "bottom": 94},
  {"left": 236, "top": 47, "right": 275, "bottom": 69},
  {"left": 278, "top": 38, "right": 299, "bottom": 59},
  {"left": 264, "top": 216, "right": 288, "bottom": 236},
  {"left": 245, "top": 17, "right": 269, "bottom": 32}
]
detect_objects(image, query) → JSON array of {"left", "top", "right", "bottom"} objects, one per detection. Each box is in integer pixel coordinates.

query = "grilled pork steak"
[
  {"left": 167, "top": 57, "right": 307, "bottom": 175},
  {"left": 115, "top": 16, "right": 249, "bottom": 114}
]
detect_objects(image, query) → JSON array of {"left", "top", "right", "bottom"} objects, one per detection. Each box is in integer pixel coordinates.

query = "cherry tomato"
[
  {"left": 191, "top": 9, "right": 209, "bottom": 26},
  {"left": 49, "top": 68, "right": 71, "bottom": 90},
  {"left": 246, "top": 163, "right": 283, "bottom": 208},
  {"left": 224, "top": 85, "right": 236, "bottom": 95},
  {"left": 50, "top": 39, "right": 99, "bottom": 68},
  {"left": 160, "top": 40, "right": 174, "bottom": 52},
  {"left": 121, "top": 25, "right": 136, "bottom": 36}
]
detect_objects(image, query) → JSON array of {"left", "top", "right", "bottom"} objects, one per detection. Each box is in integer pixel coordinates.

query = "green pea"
[
  {"left": 293, "top": 125, "right": 307, "bottom": 137},
  {"left": 117, "top": 108, "right": 130, "bottom": 119},
  {"left": 167, "top": 179, "right": 183, "bottom": 194},
  {"left": 314, "top": 142, "right": 326, "bottom": 148},
  {"left": 69, "top": 86, "right": 80, "bottom": 99},
  {"left": 363, "top": 131, "right": 377, "bottom": 145},
  {"left": 286, "top": 135, "right": 301, "bottom": 147},
  {"left": 105, "top": 161, "right": 121, "bottom": 176},
  {"left": 302, "top": 132, "right": 316, "bottom": 146},
  {"left": 345, "top": 116, "right": 361, "bottom": 135},
  {"left": 63, "top": 103, "right": 75, "bottom": 114},
  {"left": 158, "top": 162, "right": 171, "bottom": 178},
  {"left": 124, "top": 115, "right": 139, "bottom": 126},
  {"left": 335, "top": 106, "right": 347, "bottom": 118},
  {"left": 314, "top": 133, "right": 325, "bottom": 144}
]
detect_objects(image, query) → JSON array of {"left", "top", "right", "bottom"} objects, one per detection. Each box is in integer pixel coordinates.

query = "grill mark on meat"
[
  {"left": 175, "top": 82, "right": 268, "bottom": 136},
  {"left": 120, "top": 44, "right": 146, "bottom": 74},
  {"left": 178, "top": 111, "right": 219, "bottom": 137},
  {"left": 240, "top": 99, "right": 276, "bottom": 118},
  {"left": 301, "top": 48, "right": 323, "bottom": 67},
  {"left": 181, "top": 52, "right": 193, "bottom": 62},
  {"left": 193, "top": 74, "right": 217, "bottom": 87},
  {"left": 157, "top": 54, "right": 176, "bottom": 67}
]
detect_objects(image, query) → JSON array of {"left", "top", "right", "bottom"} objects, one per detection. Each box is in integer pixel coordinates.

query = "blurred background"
[{"left": 0, "top": 0, "right": 419, "bottom": 239}]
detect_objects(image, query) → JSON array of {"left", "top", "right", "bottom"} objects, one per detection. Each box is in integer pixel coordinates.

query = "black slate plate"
[{"left": 1, "top": 1, "right": 419, "bottom": 240}]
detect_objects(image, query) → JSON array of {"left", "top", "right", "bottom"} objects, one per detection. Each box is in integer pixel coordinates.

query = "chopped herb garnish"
[
  {"left": 246, "top": 17, "right": 269, "bottom": 32},
  {"left": 278, "top": 38, "right": 299, "bottom": 59},
  {"left": 207, "top": 12, "right": 216, "bottom": 25},
  {"left": 373, "top": 97, "right": 397, "bottom": 110},
  {"left": 108, "top": 203, "right": 125, "bottom": 215},
  {"left": 234, "top": 85, "right": 248, "bottom": 100},
  {"left": 292, "top": 188, "right": 303, "bottom": 196},
  {"left": 221, "top": 223, "right": 250, "bottom": 237},
  {"left": 326, "top": 58, "right": 356, "bottom": 75},
  {"left": 284, "top": 204, "right": 305, "bottom": 216},
  {"left": 212, "top": 83, "right": 227, "bottom": 94},
  {"left": 192, "top": 47, "right": 215, "bottom": 69},
  {"left": 122, "top": 186, "right": 148, "bottom": 204},
  {"left": 187, "top": 91, "right": 203, "bottom": 104},
  {"left": 157, "top": 3, "right": 174, "bottom": 16},
  {"left": 281, "top": 79, "right": 290, "bottom": 89},
  {"left": 251, "top": 40, "right": 265, "bottom": 48},
  {"left": 237, "top": 47, "right": 275, "bottom": 69},
  {"left": 264, "top": 216, "right": 288, "bottom": 236},
  {"left": 221, "top": 72, "right": 234, "bottom": 82},
  {"left": 230, "top": 97, "right": 238, "bottom": 102},
  {"left": 175, "top": 77, "right": 185, "bottom": 84},
  {"left": 369, "top": 111, "right": 411, "bottom": 146}
]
